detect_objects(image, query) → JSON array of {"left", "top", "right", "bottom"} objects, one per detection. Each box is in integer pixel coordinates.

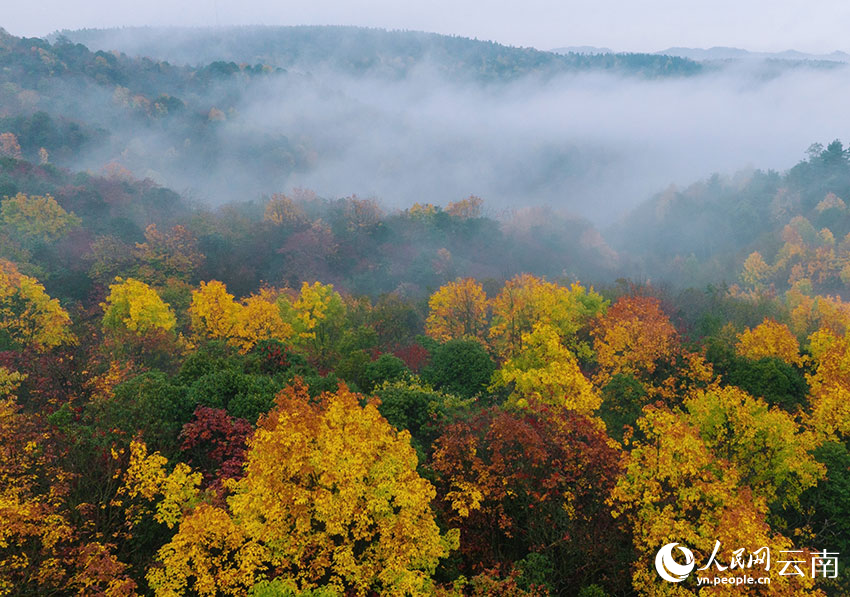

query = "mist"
[{"left": 16, "top": 28, "right": 850, "bottom": 225}]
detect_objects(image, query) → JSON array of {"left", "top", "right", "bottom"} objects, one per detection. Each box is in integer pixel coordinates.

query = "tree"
[
  {"left": 133, "top": 224, "right": 205, "bottom": 285},
  {"left": 0, "top": 132, "right": 21, "bottom": 158},
  {"left": 740, "top": 251, "right": 771, "bottom": 290},
  {"left": 611, "top": 406, "right": 823, "bottom": 596},
  {"left": 0, "top": 193, "right": 81, "bottom": 243},
  {"left": 491, "top": 322, "right": 600, "bottom": 413},
  {"left": 431, "top": 405, "right": 627, "bottom": 595},
  {"left": 445, "top": 195, "right": 483, "bottom": 219},
  {"left": 148, "top": 382, "right": 456, "bottom": 596},
  {"left": 231, "top": 289, "right": 294, "bottom": 352},
  {"left": 190, "top": 282, "right": 293, "bottom": 352},
  {"left": 101, "top": 277, "right": 176, "bottom": 337},
  {"left": 591, "top": 295, "right": 679, "bottom": 388},
  {"left": 423, "top": 338, "right": 496, "bottom": 399},
  {"left": 425, "top": 278, "right": 489, "bottom": 342},
  {"left": 684, "top": 385, "right": 823, "bottom": 509},
  {"left": 805, "top": 328, "right": 850, "bottom": 439},
  {"left": 189, "top": 280, "right": 241, "bottom": 341},
  {"left": 0, "top": 259, "right": 74, "bottom": 351},
  {"left": 736, "top": 318, "right": 804, "bottom": 366},
  {"left": 281, "top": 281, "right": 347, "bottom": 365},
  {"left": 489, "top": 275, "right": 606, "bottom": 360}
]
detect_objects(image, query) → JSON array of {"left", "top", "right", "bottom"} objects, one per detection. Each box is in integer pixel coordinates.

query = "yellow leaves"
[
  {"left": 805, "top": 328, "right": 850, "bottom": 440},
  {"left": 234, "top": 290, "right": 294, "bottom": 351},
  {"left": 118, "top": 440, "right": 200, "bottom": 530},
  {"left": 190, "top": 281, "right": 293, "bottom": 351},
  {"left": 150, "top": 382, "right": 452, "bottom": 596},
  {"left": 611, "top": 404, "right": 823, "bottom": 596},
  {"left": 488, "top": 274, "right": 607, "bottom": 359},
  {"left": 445, "top": 195, "right": 483, "bottom": 219},
  {"left": 189, "top": 280, "right": 240, "bottom": 340},
  {"left": 786, "top": 285, "right": 850, "bottom": 339},
  {"left": 102, "top": 277, "right": 176, "bottom": 336},
  {"left": 445, "top": 480, "right": 483, "bottom": 518},
  {"left": 685, "top": 386, "right": 823, "bottom": 508},
  {"left": 408, "top": 202, "right": 439, "bottom": 218},
  {"left": 147, "top": 503, "right": 265, "bottom": 597},
  {"left": 0, "top": 397, "right": 76, "bottom": 594},
  {"left": 263, "top": 193, "right": 306, "bottom": 226},
  {"left": 740, "top": 251, "right": 770, "bottom": 289},
  {"left": 0, "top": 132, "right": 21, "bottom": 159},
  {"left": 492, "top": 322, "right": 600, "bottom": 413},
  {"left": 0, "top": 367, "right": 25, "bottom": 398},
  {"left": 0, "top": 259, "right": 74, "bottom": 350},
  {"left": 735, "top": 318, "right": 804, "bottom": 366},
  {"left": 0, "top": 192, "right": 81, "bottom": 242},
  {"left": 591, "top": 295, "right": 678, "bottom": 388},
  {"left": 287, "top": 281, "right": 345, "bottom": 341},
  {"left": 425, "top": 278, "right": 489, "bottom": 342}
]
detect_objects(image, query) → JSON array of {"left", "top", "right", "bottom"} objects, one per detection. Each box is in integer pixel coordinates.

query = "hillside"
[{"left": 57, "top": 25, "right": 703, "bottom": 79}]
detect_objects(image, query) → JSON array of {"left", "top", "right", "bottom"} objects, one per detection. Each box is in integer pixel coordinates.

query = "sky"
[{"left": 5, "top": 0, "right": 850, "bottom": 54}]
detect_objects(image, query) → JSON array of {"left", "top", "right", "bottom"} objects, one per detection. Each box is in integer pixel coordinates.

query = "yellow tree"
[
  {"left": 805, "top": 328, "right": 850, "bottom": 439},
  {"left": 491, "top": 322, "right": 600, "bottom": 413},
  {"left": 0, "top": 394, "right": 86, "bottom": 595},
  {"left": 281, "top": 282, "right": 346, "bottom": 363},
  {"left": 445, "top": 195, "right": 483, "bottom": 219},
  {"left": 189, "top": 280, "right": 241, "bottom": 341},
  {"left": 740, "top": 251, "right": 771, "bottom": 290},
  {"left": 684, "top": 385, "right": 823, "bottom": 508},
  {"left": 133, "top": 224, "right": 205, "bottom": 285},
  {"left": 489, "top": 274, "right": 606, "bottom": 359},
  {"left": 147, "top": 382, "right": 456, "bottom": 596},
  {"left": 101, "top": 277, "right": 176, "bottom": 337},
  {"left": 0, "top": 259, "right": 74, "bottom": 351},
  {"left": 0, "top": 132, "right": 21, "bottom": 158},
  {"left": 425, "top": 278, "right": 489, "bottom": 342},
  {"left": 231, "top": 289, "right": 294, "bottom": 352},
  {"left": 611, "top": 406, "right": 823, "bottom": 597},
  {"left": 190, "top": 282, "right": 294, "bottom": 352},
  {"left": 114, "top": 440, "right": 202, "bottom": 530},
  {"left": 785, "top": 281, "right": 850, "bottom": 339},
  {"left": 735, "top": 318, "right": 804, "bottom": 366},
  {"left": 0, "top": 193, "right": 81, "bottom": 242},
  {"left": 263, "top": 193, "right": 306, "bottom": 227}
]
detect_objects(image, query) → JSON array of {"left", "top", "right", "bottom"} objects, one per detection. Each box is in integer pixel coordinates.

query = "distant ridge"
[
  {"left": 654, "top": 46, "right": 850, "bottom": 62},
  {"left": 54, "top": 26, "right": 702, "bottom": 79},
  {"left": 550, "top": 46, "right": 613, "bottom": 55}
]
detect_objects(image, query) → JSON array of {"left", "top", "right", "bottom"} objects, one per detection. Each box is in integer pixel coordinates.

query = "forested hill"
[
  {"left": 56, "top": 25, "right": 703, "bottom": 80},
  {"left": 610, "top": 140, "right": 850, "bottom": 295}
]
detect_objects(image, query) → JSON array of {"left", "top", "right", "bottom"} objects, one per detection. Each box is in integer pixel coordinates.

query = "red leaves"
[
  {"left": 432, "top": 405, "right": 623, "bottom": 576},
  {"left": 179, "top": 406, "right": 252, "bottom": 490}
]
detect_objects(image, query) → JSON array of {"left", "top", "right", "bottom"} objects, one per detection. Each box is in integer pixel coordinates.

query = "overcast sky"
[{"left": 5, "top": 0, "right": 850, "bottom": 53}]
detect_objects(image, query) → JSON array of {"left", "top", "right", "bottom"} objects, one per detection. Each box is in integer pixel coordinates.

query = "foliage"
[
  {"left": 489, "top": 274, "right": 607, "bottom": 360},
  {"left": 426, "top": 278, "right": 489, "bottom": 342},
  {"left": 148, "top": 382, "right": 456, "bottom": 596},
  {"left": 736, "top": 318, "right": 804, "bottom": 366},
  {"left": 431, "top": 405, "right": 627, "bottom": 595},
  {"left": 102, "top": 277, "right": 177, "bottom": 336},
  {"left": 0, "top": 192, "right": 80, "bottom": 242},
  {"left": 491, "top": 322, "right": 600, "bottom": 412},
  {"left": 0, "top": 259, "right": 74, "bottom": 350},
  {"left": 422, "top": 338, "right": 496, "bottom": 399}
]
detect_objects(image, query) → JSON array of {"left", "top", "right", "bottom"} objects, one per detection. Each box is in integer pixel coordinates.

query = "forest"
[{"left": 1, "top": 26, "right": 850, "bottom": 597}]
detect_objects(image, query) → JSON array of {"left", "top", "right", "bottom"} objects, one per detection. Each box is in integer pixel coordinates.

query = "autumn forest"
[{"left": 2, "top": 25, "right": 850, "bottom": 597}]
